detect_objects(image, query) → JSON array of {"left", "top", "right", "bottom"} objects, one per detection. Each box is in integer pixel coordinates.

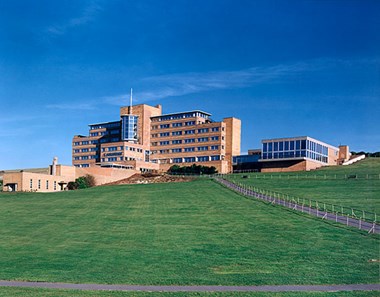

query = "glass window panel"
[
  {"left": 268, "top": 143, "right": 273, "bottom": 151},
  {"left": 301, "top": 140, "right": 306, "bottom": 149},
  {"left": 279, "top": 142, "right": 284, "bottom": 151},
  {"left": 285, "top": 141, "right": 289, "bottom": 150},
  {"left": 290, "top": 141, "right": 294, "bottom": 150},
  {"left": 274, "top": 142, "right": 278, "bottom": 151},
  {"left": 263, "top": 143, "right": 267, "bottom": 152},
  {"left": 296, "top": 140, "right": 301, "bottom": 150}
]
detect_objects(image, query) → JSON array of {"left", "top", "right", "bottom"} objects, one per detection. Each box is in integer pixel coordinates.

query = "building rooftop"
[{"left": 151, "top": 110, "right": 212, "bottom": 119}]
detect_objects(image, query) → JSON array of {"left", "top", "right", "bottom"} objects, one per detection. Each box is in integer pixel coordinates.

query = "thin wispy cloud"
[
  {"left": 46, "top": 1, "right": 102, "bottom": 35},
  {"left": 46, "top": 103, "right": 97, "bottom": 110},
  {"left": 103, "top": 59, "right": 333, "bottom": 104},
  {"left": 84, "top": 57, "right": 379, "bottom": 106}
]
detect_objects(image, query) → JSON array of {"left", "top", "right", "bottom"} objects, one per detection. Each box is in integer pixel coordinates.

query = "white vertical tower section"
[{"left": 129, "top": 88, "right": 133, "bottom": 115}]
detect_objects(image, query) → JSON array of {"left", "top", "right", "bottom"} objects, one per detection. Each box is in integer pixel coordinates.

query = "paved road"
[
  {"left": 216, "top": 178, "right": 379, "bottom": 234},
  {"left": 0, "top": 281, "right": 379, "bottom": 292}
]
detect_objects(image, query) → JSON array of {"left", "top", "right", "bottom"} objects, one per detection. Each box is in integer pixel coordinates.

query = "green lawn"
[
  {"left": 0, "top": 180, "right": 378, "bottom": 286},
  {"left": 228, "top": 158, "right": 380, "bottom": 214},
  {"left": 0, "top": 287, "right": 379, "bottom": 297}
]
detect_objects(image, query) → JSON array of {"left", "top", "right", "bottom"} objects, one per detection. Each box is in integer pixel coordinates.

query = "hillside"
[
  {"left": 228, "top": 158, "right": 380, "bottom": 213},
  {"left": 0, "top": 180, "right": 378, "bottom": 287}
]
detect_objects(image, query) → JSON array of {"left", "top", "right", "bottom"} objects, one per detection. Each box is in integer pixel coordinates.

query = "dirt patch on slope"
[{"left": 104, "top": 173, "right": 194, "bottom": 186}]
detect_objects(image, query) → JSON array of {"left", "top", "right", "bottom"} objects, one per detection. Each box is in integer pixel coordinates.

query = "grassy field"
[
  {"left": 0, "top": 287, "right": 379, "bottom": 297},
  {"left": 228, "top": 158, "right": 380, "bottom": 214},
  {"left": 0, "top": 179, "right": 378, "bottom": 287}
]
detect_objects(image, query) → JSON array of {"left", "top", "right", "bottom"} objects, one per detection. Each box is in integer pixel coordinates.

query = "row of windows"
[
  {"left": 30, "top": 179, "right": 57, "bottom": 190},
  {"left": 152, "top": 126, "right": 221, "bottom": 133},
  {"left": 153, "top": 137, "right": 220, "bottom": 146},
  {"left": 156, "top": 145, "right": 221, "bottom": 154},
  {"left": 101, "top": 146, "right": 143, "bottom": 153},
  {"left": 90, "top": 122, "right": 121, "bottom": 130},
  {"left": 263, "top": 139, "right": 329, "bottom": 156},
  {"left": 73, "top": 148, "right": 98, "bottom": 153},
  {"left": 101, "top": 157, "right": 143, "bottom": 162},
  {"left": 74, "top": 155, "right": 98, "bottom": 160},
  {"left": 90, "top": 130, "right": 120, "bottom": 137},
  {"left": 262, "top": 150, "right": 329, "bottom": 163},
  {"left": 74, "top": 140, "right": 99, "bottom": 146},
  {"left": 172, "top": 155, "right": 221, "bottom": 163}
]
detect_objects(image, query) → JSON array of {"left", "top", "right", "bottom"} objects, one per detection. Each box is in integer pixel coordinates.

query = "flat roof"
[
  {"left": 261, "top": 136, "right": 339, "bottom": 150},
  {"left": 151, "top": 110, "right": 212, "bottom": 118},
  {"left": 89, "top": 120, "right": 121, "bottom": 127}
]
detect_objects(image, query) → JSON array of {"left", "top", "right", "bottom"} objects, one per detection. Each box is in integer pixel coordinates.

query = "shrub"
[
  {"left": 168, "top": 164, "right": 217, "bottom": 175},
  {"left": 67, "top": 175, "right": 96, "bottom": 190}
]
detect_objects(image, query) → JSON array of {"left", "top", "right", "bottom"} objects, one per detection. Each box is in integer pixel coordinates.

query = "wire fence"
[
  {"left": 230, "top": 172, "right": 380, "bottom": 180},
  {"left": 216, "top": 175, "right": 378, "bottom": 224},
  {"left": 215, "top": 177, "right": 379, "bottom": 234}
]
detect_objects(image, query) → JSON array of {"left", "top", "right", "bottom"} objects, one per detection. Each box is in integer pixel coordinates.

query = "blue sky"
[{"left": 0, "top": 0, "right": 379, "bottom": 170}]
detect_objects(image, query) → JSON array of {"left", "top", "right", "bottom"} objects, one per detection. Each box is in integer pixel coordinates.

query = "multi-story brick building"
[{"left": 72, "top": 103, "right": 241, "bottom": 174}]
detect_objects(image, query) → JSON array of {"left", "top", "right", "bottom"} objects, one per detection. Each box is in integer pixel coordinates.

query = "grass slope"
[
  {"left": 0, "top": 180, "right": 378, "bottom": 286},
  {"left": 229, "top": 158, "right": 380, "bottom": 213},
  {"left": 0, "top": 287, "right": 379, "bottom": 297}
]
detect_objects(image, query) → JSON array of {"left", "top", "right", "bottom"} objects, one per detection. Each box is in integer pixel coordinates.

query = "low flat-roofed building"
[{"left": 259, "top": 136, "right": 343, "bottom": 172}]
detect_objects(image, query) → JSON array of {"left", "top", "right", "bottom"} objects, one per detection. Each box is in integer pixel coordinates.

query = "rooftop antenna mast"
[{"left": 129, "top": 88, "right": 133, "bottom": 115}]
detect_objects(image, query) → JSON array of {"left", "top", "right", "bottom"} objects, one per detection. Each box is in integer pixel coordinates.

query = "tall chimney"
[{"left": 52, "top": 157, "right": 58, "bottom": 176}]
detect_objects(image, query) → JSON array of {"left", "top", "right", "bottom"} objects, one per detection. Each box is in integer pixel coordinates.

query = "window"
[
  {"left": 184, "top": 157, "right": 196, "bottom": 163},
  {"left": 30, "top": 179, "right": 33, "bottom": 189},
  {"left": 263, "top": 143, "right": 268, "bottom": 153},
  {"left": 172, "top": 122, "right": 183, "bottom": 127},
  {"left": 198, "top": 128, "right": 209, "bottom": 133},
  {"left": 160, "top": 141, "right": 170, "bottom": 146},
  {"left": 74, "top": 149, "right": 80, "bottom": 153},
  {"left": 173, "top": 158, "right": 182, "bottom": 163},
  {"left": 198, "top": 146, "right": 208, "bottom": 151},
  {"left": 198, "top": 137, "right": 209, "bottom": 142},
  {"left": 54, "top": 181, "right": 57, "bottom": 191},
  {"left": 211, "top": 127, "right": 219, "bottom": 132},
  {"left": 274, "top": 142, "right": 278, "bottom": 151},
  {"left": 210, "top": 136, "right": 219, "bottom": 141},
  {"left": 185, "top": 130, "right": 195, "bottom": 135},
  {"left": 82, "top": 141, "right": 89, "bottom": 145},
  {"left": 172, "top": 131, "right": 182, "bottom": 136},
  {"left": 172, "top": 148, "right": 182, "bottom": 153},
  {"left": 160, "top": 132, "right": 170, "bottom": 137},
  {"left": 185, "top": 121, "right": 195, "bottom": 126},
  {"left": 108, "top": 147, "right": 118, "bottom": 151},
  {"left": 81, "top": 156, "right": 89, "bottom": 160},
  {"left": 210, "top": 145, "right": 219, "bottom": 150},
  {"left": 82, "top": 148, "right": 89, "bottom": 152},
  {"left": 172, "top": 140, "right": 182, "bottom": 144},
  {"left": 268, "top": 142, "right": 273, "bottom": 152},
  {"left": 38, "top": 180, "right": 41, "bottom": 189},
  {"left": 184, "top": 138, "right": 195, "bottom": 143},
  {"left": 198, "top": 156, "right": 209, "bottom": 162},
  {"left": 160, "top": 124, "right": 170, "bottom": 129},
  {"left": 74, "top": 142, "right": 80, "bottom": 146},
  {"left": 46, "top": 180, "right": 49, "bottom": 190},
  {"left": 211, "top": 155, "right": 220, "bottom": 161},
  {"left": 184, "top": 147, "right": 195, "bottom": 152}
]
